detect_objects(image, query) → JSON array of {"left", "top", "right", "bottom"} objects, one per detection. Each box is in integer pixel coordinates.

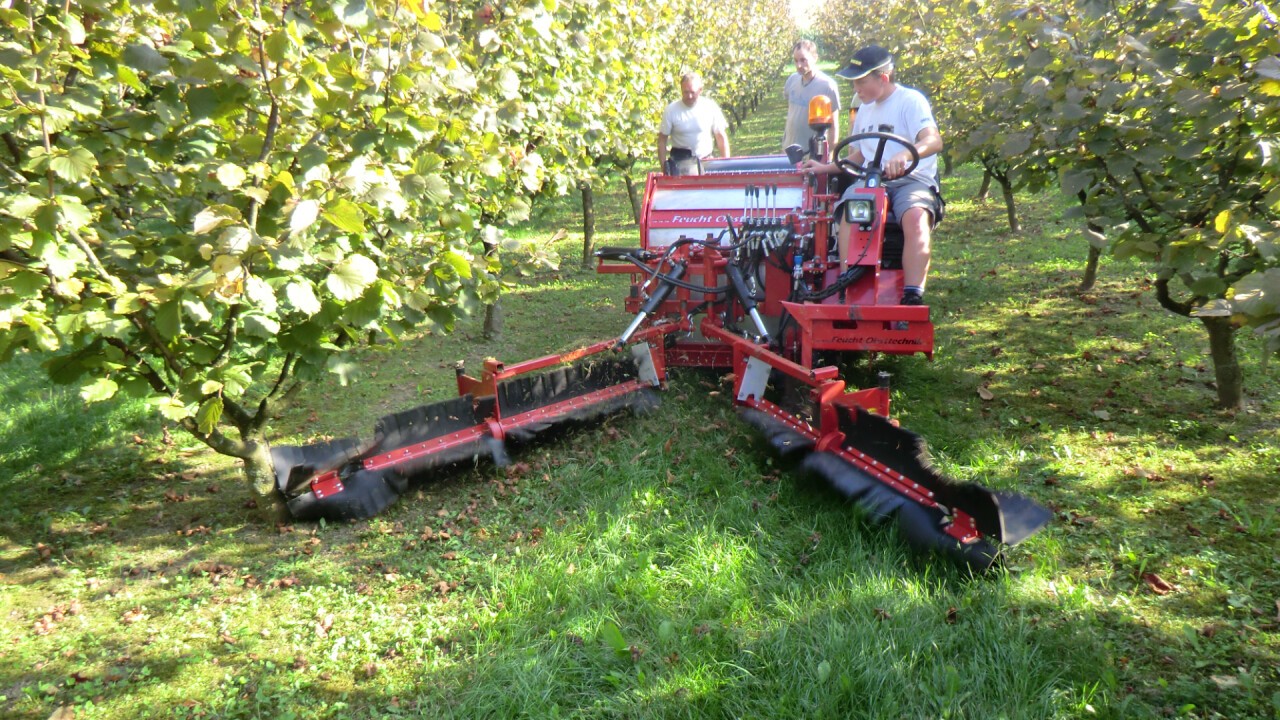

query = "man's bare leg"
[{"left": 900, "top": 206, "right": 933, "bottom": 297}]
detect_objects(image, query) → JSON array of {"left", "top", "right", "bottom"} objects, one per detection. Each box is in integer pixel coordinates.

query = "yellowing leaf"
[
  {"left": 1213, "top": 210, "right": 1231, "bottom": 234},
  {"left": 216, "top": 163, "right": 247, "bottom": 189},
  {"left": 194, "top": 205, "right": 242, "bottom": 235},
  {"left": 977, "top": 386, "right": 994, "bottom": 401}
]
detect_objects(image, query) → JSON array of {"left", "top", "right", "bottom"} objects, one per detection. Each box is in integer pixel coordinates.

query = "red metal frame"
[{"left": 598, "top": 169, "right": 934, "bottom": 369}]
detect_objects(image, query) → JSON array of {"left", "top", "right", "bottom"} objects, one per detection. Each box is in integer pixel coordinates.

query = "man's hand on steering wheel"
[{"left": 883, "top": 150, "right": 917, "bottom": 180}]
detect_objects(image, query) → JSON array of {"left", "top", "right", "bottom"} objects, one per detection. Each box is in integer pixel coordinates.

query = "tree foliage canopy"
[{"left": 0, "top": 0, "right": 793, "bottom": 493}]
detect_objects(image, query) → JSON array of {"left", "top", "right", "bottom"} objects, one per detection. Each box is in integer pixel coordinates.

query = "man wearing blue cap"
[{"left": 803, "top": 45, "right": 943, "bottom": 306}]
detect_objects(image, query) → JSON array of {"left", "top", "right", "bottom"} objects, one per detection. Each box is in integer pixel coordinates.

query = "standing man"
[
  {"left": 657, "top": 72, "right": 730, "bottom": 176},
  {"left": 803, "top": 45, "right": 943, "bottom": 306},
  {"left": 782, "top": 40, "right": 841, "bottom": 151}
]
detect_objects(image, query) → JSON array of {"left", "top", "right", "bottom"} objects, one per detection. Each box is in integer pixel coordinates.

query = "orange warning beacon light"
[{"left": 808, "top": 95, "right": 833, "bottom": 133}]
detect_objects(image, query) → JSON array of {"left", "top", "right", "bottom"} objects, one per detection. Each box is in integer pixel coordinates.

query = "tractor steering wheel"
[{"left": 831, "top": 131, "right": 920, "bottom": 180}]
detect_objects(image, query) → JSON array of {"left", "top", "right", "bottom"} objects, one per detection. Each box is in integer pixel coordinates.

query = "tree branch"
[
  {"left": 250, "top": 353, "right": 298, "bottom": 433},
  {"left": 1099, "top": 158, "right": 1156, "bottom": 234},
  {"left": 210, "top": 303, "right": 242, "bottom": 367},
  {"left": 1154, "top": 272, "right": 1196, "bottom": 317},
  {"left": 179, "top": 416, "right": 252, "bottom": 459},
  {"left": 1, "top": 131, "right": 20, "bottom": 165},
  {"left": 127, "top": 313, "right": 184, "bottom": 382},
  {"left": 104, "top": 337, "right": 173, "bottom": 395}
]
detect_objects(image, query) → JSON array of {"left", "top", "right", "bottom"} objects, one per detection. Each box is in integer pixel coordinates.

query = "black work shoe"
[{"left": 900, "top": 292, "right": 924, "bottom": 306}]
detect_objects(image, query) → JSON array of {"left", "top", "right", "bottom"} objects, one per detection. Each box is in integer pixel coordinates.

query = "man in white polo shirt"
[{"left": 657, "top": 73, "right": 730, "bottom": 176}]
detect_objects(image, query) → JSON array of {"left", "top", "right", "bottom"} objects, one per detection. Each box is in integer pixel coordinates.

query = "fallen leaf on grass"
[
  {"left": 945, "top": 607, "right": 958, "bottom": 624},
  {"left": 315, "top": 613, "right": 334, "bottom": 638},
  {"left": 48, "top": 706, "right": 74, "bottom": 720},
  {"left": 977, "top": 387, "right": 994, "bottom": 401},
  {"left": 121, "top": 608, "right": 148, "bottom": 625},
  {"left": 1141, "top": 573, "right": 1174, "bottom": 595},
  {"left": 1092, "top": 409, "right": 1111, "bottom": 421},
  {"left": 1210, "top": 674, "right": 1239, "bottom": 689}
]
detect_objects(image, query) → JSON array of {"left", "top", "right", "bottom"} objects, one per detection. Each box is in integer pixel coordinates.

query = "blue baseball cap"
[{"left": 835, "top": 45, "right": 893, "bottom": 80}]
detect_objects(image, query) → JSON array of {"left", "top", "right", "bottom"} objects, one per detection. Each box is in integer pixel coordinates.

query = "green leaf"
[
  {"left": 48, "top": 148, "right": 97, "bottom": 182},
  {"left": 152, "top": 396, "right": 192, "bottom": 422},
  {"left": 155, "top": 300, "right": 183, "bottom": 340},
  {"left": 323, "top": 199, "right": 366, "bottom": 234},
  {"left": 443, "top": 249, "right": 473, "bottom": 279},
  {"left": 326, "top": 354, "right": 360, "bottom": 386},
  {"left": 598, "top": 621, "right": 629, "bottom": 659},
  {"left": 196, "top": 396, "right": 223, "bottom": 435},
  {"left": 123, "top": 43, "right": 169, "bottom": 74},
  {"left": 2, "top": 194, "right": 44, "bottom": 220},
  {"left": 244, "top": 276, "right": 278, "bottom": 313},
  {"left": 80, "top": 377, "right": 118, "bottom": 403},
  {"left": 286, "top": 281, "right": 322, "bottom": 316},
  {"left": 420, "top": 174, "right": 451, "bottom": 205},
  {"left": 243, "top": 313, "right": 281, "bottom": 337},
  {"left": 57, "top": 196, "right": 92, "bottom": 231},
  {"left": 290, "top": 199, "right": 321, "bottom": 234},
  {"left": 326, "top": 254, "right": 378, "bottom": 301}
]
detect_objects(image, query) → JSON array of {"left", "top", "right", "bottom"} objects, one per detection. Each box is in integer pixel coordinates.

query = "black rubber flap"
[
  {"left": 738, "top": 407, "right": 815, "bottom": 457},
  {"left": 496, "top": 356, "right": 640, "bottom": 417},
  {"left": 803, "top": 452, "right": 1000, "bottom": 572},
  {"left": 491, "top": 356, "right": 659, "bottom": 445},
  {"left": 838, "top": 406, "right": 1049, "bottom": 545},
  {"left": 271, "top": 436, "right": 368, "bottom": 497},
  {"left": 287, "top": 467, "right": 400, "bottom": 522},
  {"left": 374, "top": 395, "right": 482, "bottom": 448}
]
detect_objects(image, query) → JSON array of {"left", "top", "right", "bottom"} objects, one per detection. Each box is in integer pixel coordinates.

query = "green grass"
[{"left": 2, "top": 75, "right": 1279, "bottom": 719}]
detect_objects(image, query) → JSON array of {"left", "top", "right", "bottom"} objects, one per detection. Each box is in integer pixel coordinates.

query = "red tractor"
[{"left": 271, "top": 123, "right": 1050, "bottom": 572}]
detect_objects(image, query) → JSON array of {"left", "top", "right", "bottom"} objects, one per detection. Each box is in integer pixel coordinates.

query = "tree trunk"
[
  {"left": 624, "top": 174, "right": 642, "bottom": 225},
  {"left": 977, "top": 169, "right": 991, "bottom": 202},
  {"left": 242, "top": 437, "right": 290, "bottom": 522},
  {"left": 998, "top": 174, "right": 1020, "bottom": 232},
  {"left": 580, "top": 180, "right": 595, "bottom": 268},
  {"left": 1080, "top": 245, "right": 1101, "bottom": 291},
  {"left": 483, "top": 299, "right": 502, "bottom": 338},
  {"left": 1200, "top": 315, "right": 1245, "bottom": 410},
  {"left": 942, "top": 152, "right": 953, "bottom": 177},
  {"left": 482, "top": 235, "right": 500, "bottom": 338}
]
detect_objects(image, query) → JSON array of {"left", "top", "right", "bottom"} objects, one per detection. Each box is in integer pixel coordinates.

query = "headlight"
[{"left": 844, "top": 199, "right": 873, "bottom": 225}]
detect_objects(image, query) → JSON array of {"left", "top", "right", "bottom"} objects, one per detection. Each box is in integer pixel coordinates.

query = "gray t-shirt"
[{"left": 782, "top": 70, "right": 841, "bottom": 149}]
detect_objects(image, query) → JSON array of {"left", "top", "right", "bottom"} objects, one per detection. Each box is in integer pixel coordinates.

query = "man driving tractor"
[{"left": 802, "top": 45, "right": 943, "bottom": 307}]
